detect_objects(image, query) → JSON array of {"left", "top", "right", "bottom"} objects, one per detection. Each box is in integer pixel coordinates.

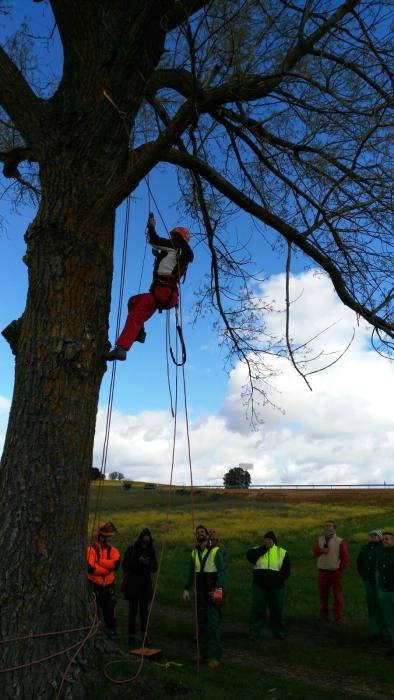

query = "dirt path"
[{"left": 148, "top": 605, "right": 394, "bottom": 700}]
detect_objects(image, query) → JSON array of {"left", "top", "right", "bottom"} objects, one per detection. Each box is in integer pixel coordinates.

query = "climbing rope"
[
  {"left": 169, "top": 309, "right": 187, "bottom": 367},
  {"left": 90, "top": 191, "right": 133, "bottom": 539},
  {"left": 103, "top": 189, "right": 202, "bottom": 686}
]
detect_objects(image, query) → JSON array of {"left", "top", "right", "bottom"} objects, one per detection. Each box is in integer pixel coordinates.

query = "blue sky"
[
  {"left": 3, "top": 178, "right": 394, "bottom": 488},
  {"left": 0, "top": 161, "right": 285, "bottom": 415},
  {"left": 1, "top": 3, "right": 394, "bottom": 487}
]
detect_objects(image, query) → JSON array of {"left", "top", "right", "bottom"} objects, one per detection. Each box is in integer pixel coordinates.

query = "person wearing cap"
[
  {"left": 182, "top": 525, "right": 226, "bottom": 668},
  {"left": 313, "top": 520, "right": 349, "bottom": 622},
  {"left": 87, "top": 522, "right": 120, "bottom": 635},
  {"left": 357, "top": 529, "right": 385, "bottom": 639},
  {"left": 104, "top": 215, "right": 194, "bottom": 361},
  {"left": 376, "top": 531, "right": 394, "bottom": 656},
  {"left": 246, "top": 530, "right": 290, "bottom": 640}
]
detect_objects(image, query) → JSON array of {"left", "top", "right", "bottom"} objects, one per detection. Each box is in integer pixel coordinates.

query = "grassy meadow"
[{"left": 89, "top": 483, "right": 394, "bottom": 699}]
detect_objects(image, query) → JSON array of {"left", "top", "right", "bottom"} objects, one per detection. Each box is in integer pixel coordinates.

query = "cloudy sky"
[
  {"left": 1, "top": 171, "right": 393, "bottom": 488},
  {"left": 92, "top": 269, "right": 394, "bottom": 487},
  {"left": 0, "top": 6, "right": 393, "bottom": 488},
  {"left": 1, "top": 240, "right": 393, "bottom": 487}
]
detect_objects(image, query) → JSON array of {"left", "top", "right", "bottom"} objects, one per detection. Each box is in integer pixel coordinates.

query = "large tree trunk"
[
  {"left": 0, "top": 167, "right": 116, "bottom": 697},
  {"left": 0, "top": 4, "right": 173, "bottom": 694}
]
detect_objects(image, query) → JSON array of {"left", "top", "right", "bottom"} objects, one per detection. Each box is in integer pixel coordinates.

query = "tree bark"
[
  {"left": 0, "top": 162, "right": 116, "bottom": 698},
  {"left": 0, "top": 5, "right": 171, "bottom": 695}
]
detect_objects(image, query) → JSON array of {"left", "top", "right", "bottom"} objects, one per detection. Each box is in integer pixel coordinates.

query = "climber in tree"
[{"left": 104, "top": 214, "right": 193, "bottom": 361}]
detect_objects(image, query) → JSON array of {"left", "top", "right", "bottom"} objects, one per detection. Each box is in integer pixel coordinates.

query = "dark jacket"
[
  {"left": 246, "top": 544, "right": 291, "bottom": 590},
  {"left": 357, "top": 541, "right": 382, "bottom": 583},
  {"left": 122, "top": 528, "right": 158, "bottom": 600},
  {"left": 376, "top": 546, "right": 394, "bottom": 592}
]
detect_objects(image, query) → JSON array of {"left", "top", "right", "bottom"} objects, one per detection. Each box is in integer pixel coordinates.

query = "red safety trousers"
[
  {"left": 116, "top": 286, "right": 178, "bottom": 350},
  {"left": 318, "top": 569, "right": 344, "bottom": 621}
]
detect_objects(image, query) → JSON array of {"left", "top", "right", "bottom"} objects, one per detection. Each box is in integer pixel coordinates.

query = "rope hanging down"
[
  {"left": 103, "top": 191, "right": 200, "bottom": 688},
  {"left": 169, "top": 311, "right": 187, "bottom": 367}
]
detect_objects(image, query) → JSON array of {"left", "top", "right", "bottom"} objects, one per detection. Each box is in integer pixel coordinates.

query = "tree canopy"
[
  {"left": 223, "top": 466, "right": 252, "bottom": 489},
  {"left": 108, "top": 471, "right": 125, "bottom": 481},
  {"left": 1, "top": 1, "right": 393, "bottom": 384}
]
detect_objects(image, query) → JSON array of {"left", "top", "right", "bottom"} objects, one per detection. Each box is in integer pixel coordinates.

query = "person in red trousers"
[
  {"left": 313, "top": 519, "right": 349, "bottom": 622},
  {"left": 104, "top": 215, "right": 193, "bottom": 361}
]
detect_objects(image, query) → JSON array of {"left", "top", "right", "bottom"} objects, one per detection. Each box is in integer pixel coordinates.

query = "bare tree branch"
[
  {"left": 285, "top": 242, "right": 313, "bottom": 391},
  {"left": 0, "top": 46, "right": 46, "bottom": 145},
  {"left": 163, "top": 146, "right": 394, "bottom": 341},
  {"left": 161, "top": 0, "right": 214, "bottom": 31}
]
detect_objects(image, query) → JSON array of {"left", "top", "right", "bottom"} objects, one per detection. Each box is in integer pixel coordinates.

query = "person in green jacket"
[
  {"left": 246, "top": 530, "right": 290, "bottom": 640},
  {"left": 356, "top": 529, "right": 385, "bottom": 639},
  {"left": 183, "top": 525, "right": 226, "bottom": 668},
  {"left": 376, "top": 531, "right": 394, "bottom": 656}
]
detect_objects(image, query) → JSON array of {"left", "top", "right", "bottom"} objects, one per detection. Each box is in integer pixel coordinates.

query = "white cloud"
[
  {"left": 2, "top": 271, "right": 393, "bottom": 487},
  {"left": 95, "top": 270, "right": 394, "bottom": 486},
  {"left": 0, "top": 396, "right": 11, "bottom": 414}
]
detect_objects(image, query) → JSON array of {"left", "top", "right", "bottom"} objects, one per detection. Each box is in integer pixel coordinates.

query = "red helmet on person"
[
  {"left": 170, "top": 226, "right": 191, "bottom": 242},
  {"left": 94, "top": 522, "right": 117, "bottom": 539}
]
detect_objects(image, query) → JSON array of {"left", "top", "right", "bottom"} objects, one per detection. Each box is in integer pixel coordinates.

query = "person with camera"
[{"left": 313, "top": 519, "right": 349, "bottom": 622}]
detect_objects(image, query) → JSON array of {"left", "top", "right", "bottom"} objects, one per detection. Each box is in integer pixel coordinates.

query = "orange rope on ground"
[
  {"left": 55, "top": 603, "right": 101, "bottom": 700},
  {"left": 0, "top": 600, "right": 99, "bottom": 677}
]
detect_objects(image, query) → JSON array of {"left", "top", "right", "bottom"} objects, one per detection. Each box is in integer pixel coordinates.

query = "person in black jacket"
[
  {"left": 357, "top": 529, "right": 385, "bottom": 639},
  {"left": 122, "top": 528, "right": 158, "bottom": 645},
  {"left": 246, "top": 530, "right": 290, "bottom": 640},
  {"left": 104, "top": 215, "right": 193, "bottom": 361},
  {"left": 376, "top": 531, "right": 394, "bottom": 656}
]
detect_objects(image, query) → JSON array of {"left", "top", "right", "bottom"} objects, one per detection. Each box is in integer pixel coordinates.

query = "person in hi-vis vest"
[
  {"left": 183, "top": 525, "right": 225, "bottom": 668},
  {"left": 313, "top": 519, "right": 349, "bottom": 622},
  {"left": 246, "top": 530, "right": 290, "bottom": 640}
]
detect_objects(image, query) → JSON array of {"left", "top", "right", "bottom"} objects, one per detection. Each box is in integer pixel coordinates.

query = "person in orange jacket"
[{"left": 87, "top": 522, "right": 120, "bottom": 635}]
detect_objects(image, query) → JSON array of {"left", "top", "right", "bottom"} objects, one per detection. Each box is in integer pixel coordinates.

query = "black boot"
[
  {"left": 103, "top": 345, "right": 127, "bottom": 361},
  {"left": 135, "top": 327, "right": 146, "bottom": 343}
]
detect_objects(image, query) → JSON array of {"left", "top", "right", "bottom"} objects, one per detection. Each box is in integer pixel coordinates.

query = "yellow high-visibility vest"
[
  {"left": 192, "top": 546, "right": 219, "bottom": 573},
  {"left": 254, "top": 545, "right": 286, "bottom": 572}
]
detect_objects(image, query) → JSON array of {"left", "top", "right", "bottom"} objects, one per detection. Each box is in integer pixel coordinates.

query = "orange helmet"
[{"left": 170, "top": 226, "right": 190, "bottom": 242}]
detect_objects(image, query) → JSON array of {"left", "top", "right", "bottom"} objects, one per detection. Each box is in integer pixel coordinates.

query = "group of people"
[
  {"left": 87, "top": 518, "right": 394, "bottom": 668},
  {"left": 313, "top": 518, "right": 394, "bottom": 657},
  {"left": 87, "top": 523, "right": 157, "bottom": 644},
  {"left": 356, "top": 528, "right": 394, "bottom": 651}
]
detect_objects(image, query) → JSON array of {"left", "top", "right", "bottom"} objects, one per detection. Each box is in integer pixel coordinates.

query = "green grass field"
[{"left": 89, "top": 483, "right": 394, "bottom": 699}]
